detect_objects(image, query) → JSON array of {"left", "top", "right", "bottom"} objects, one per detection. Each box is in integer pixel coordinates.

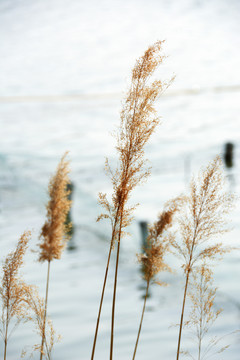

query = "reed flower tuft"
[
  {"left": 38, "top": 153, "right": 71, "bottom": 360},
  {"left": 132, "top": 198, "right": 183, "bottom": 360},
  {"left": 21, "top": 288, "right": 60, "bottom": 360},
  {"left": 38, "top": 152, "right": 72, "bottom": 262},
  {"left": 139, "top": 197, "right": 183, "bottom": 284},
  {"left": 0, "top": 231, "right": 32, "bottom": 360},
  {"left": 173, "top": 156, "right": 234, "bottom": 360},
  {"left": 184, "top": 264, "right": 228, "bottom": 360}
]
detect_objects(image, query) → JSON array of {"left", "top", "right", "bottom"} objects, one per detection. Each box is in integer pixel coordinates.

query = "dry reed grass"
[
  {"left": 38, "top": 152, "right": 71, "bottom": 360},
  {"left": 0, "top": 231, "right": 32, "bottom": 360},
  {"left": 132, "top": 197, "right": 184, "bottom": 360},
  {"left": 183, "top": 264, "right": 226, "bottom": 360},
  {"left": 21, "top": 288, "right": 60, "bottom": 360},
  {"left": 171, "top": 156, "right": 234, "bottom": 360},
  {"left": 91, "top": 40, "right": 172, "bottom": 360},
  {"left": 0, "top": 42, "right": 236, "bottom": 360}
]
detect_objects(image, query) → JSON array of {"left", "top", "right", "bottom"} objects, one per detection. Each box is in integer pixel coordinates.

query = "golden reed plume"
[
  {"left": 38, "top": 153, "right": 71, "bottom": 360},
  {"left": 91, "top": 40, "right": 172, "bottom": 360},
  {"left": 132, "top": 197, "right": 183, "bottom": 360},
  {"left": 0, "top": 231, "right": 32, "bottom": 360},
  {"left": 172, "top": 156, "right": 234, "bottom": 360},
  {"left": 21, "top": 287, "right": 60, "bottom": 360},
  {"left": 184, "top": 264, "right": 225, "bottom": 360},
  {"left": 38, "top": 152, "right": 72, "bottom": 262}
]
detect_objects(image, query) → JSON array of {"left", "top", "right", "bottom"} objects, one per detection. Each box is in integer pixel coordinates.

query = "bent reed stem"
[
  {"left": 40, "top": 260, "right": 51, "bottom": 360},
  {"left": 132, "top": 280, "right": 150, "bottom": 360}
]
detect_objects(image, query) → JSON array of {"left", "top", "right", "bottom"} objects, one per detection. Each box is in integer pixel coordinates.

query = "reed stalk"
[
  {"left": 132, "top": 280, "right": 149, "bottom": 360},
  {"left": 3, "top": 301, "right": 9, "bottom": 360},
  {"left": 176, "top": 268, "right": 190, "bottom": 360},
  {"left": 176, "top": 229, "right": 197, "bottom": 360},
  {"left": 91, "top": 243, "right": 112, "bottom": 360},
  {"left": 91, "top": 205, "right": 121, "bottom": 360},
  {"left": 110, "top": 238, "right": 121, "bottom": 360},
  {"left": 40, "top": 260, "right": 51, "bottom": 360}
]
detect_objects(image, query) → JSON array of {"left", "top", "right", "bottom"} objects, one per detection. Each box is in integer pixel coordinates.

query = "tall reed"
[
  {"left": 0, "top": 231, "right": 32, "bottom": 360},
  {"left": 38, "top": 153, "right": 71, "bottom": 360},
  {"left": 132, "top": 198, "right": 182, "bottom": 360},
  {"left": 91, "top": 40, "right": 171, "bottom": 360},
  {"left": 170, "top": 156, "right": 233, "bottom": 360}
]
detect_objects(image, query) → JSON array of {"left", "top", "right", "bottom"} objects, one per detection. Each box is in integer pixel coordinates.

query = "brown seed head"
[
  {"left": 170, "top": 156, "right": 234, "bottom": 270},
  {"left": 98, "top": 41, "right": 172, "bottom": 248},
  {"left": 139, "top": 197, "right": 182, "bottom": 283},
  {"left": 38, "top": 153, "right": 72, "bottom": 262},
  {"left": 1, "top": 231, "right": 33, "bottom": 336}
]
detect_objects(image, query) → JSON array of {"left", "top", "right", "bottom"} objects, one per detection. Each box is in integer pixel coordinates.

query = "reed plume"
[
  {"left": 21, "top": 287, "right": 60, "bottom": 360},
  {"left": 38, "top": 153, "right": 71, "bottom": 360},
  {"left": 132, "top": 197, "right": 183, "bottom": 360},
  {"left": 0, "top": 231, "right": 32, "bottom": 360},
  {"left": 184, "top": 264, "right": 226, "bottom": 360},
  {"left": 91, "top": 40, "right": 171, "bottom": 360},
  {"left": 171, "top": 156, "right": 233, "bottom": 360}
]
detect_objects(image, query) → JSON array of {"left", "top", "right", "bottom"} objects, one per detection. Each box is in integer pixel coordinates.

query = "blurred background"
[{"left": 0, "top": 0, "right": 240, "bottom": 359}]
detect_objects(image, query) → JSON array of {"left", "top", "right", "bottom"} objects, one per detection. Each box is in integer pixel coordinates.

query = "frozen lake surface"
[{"left": 0, "top": 0, "right": 240, "bottom": 359}]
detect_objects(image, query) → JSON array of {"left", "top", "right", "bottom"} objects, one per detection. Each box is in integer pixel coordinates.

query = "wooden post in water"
[
  {"left": 224, "top": 142, "right": 234, "bottom": 168},
  {"left": 139, "top": 221, "right": 148, "bottom": 249}
]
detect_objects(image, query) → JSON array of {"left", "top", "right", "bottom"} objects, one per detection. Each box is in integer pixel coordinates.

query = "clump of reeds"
[
  {"left": 38, "top": 153, "right": 71, "bottom": 360},
  {"left": 132, "top": 197, "right": 184, "bottom": 360},
  {"left": 91, "top": 40, "right": 172, "bottom": 360},
  {"left": 170, "top": 156, "right": 234, "bottom": 360},
  {"left": 0, "top": 231, "right": 32, "bottom": 360}
]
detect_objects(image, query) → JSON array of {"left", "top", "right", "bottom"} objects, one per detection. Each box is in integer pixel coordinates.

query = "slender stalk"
[
  {"left": 4, "top": 313, "right": 9, "bottom": 360},
  {"left": 91, "top": 203, "right": 121, "bottom": 360},
  {"left": 3, "top": 288, "right": 11, "bottom": 360},
  {"left": 198, "top": 275, "right": 204, "bottom": 360},
  {"left": 132, "top": 280, "right": 150, "bottom": 360},
  {"left": 176, "top": 268, "right": 190, "bottom": 360},
  {"left": 40, "top": 260, "right": 51, "bottom": 360},
  {"left": 109, "top": 233, "right": 121, "bottom": 360},
  {"left": 198, "top": 336, "right": 202, "bottom": 360},
  {"left": 91, "top": 243, "right": 113, "bottom": 360},
  {"left": 176, "top": 217, "right": 200, "bottom": 360}
]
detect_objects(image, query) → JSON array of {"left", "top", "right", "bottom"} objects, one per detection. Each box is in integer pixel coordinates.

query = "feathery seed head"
[
  {"left": 171, "top": 156, "right": 234, "bottom": 269},
  {"left": 1, "top": 231, "right": 34, "bottom": 342},
  {"left": 98, "top": 41, "right": 172, "bottom": 249},
  {"left": 139, "top": 197, "right": 182, "bottom": 283},
  {"left": 38, "top": 153, "right": 72, "bottom": 262}
]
